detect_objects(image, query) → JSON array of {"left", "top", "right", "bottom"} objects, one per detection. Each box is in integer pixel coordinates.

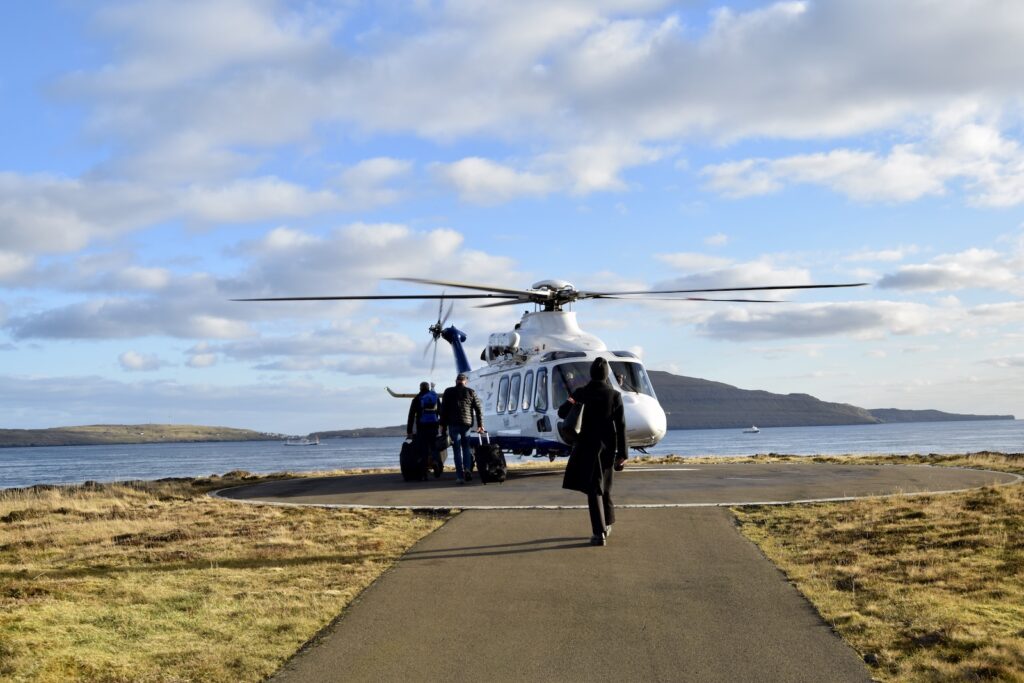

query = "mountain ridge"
[{"left": 315, "top": 371, "right": 1014, "bottom": 438}]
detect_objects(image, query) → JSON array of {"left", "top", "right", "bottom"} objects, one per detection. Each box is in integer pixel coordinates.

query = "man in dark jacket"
[
  {"left": 408, "top": 382, "right": 443, "bottom": 478},
  {"left": 559, "top": 357, "right": 627, "bottom": 545},
  {"left": 441, "top": 372, "right": 484, "bottom": 484}
]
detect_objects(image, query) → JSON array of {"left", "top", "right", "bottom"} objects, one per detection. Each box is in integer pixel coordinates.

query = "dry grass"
[
  {"left": 733, "top": 452, "right": 1024, "bottom": 682},
  {"left": 0, "top": 472, "right": 448, "bottom": 682}
]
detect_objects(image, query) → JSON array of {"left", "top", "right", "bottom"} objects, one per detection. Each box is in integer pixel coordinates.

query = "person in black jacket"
[
  {"left": 441, "top": 372, "right": 484, "bottom": 484},
  {"left": 558, "top": 357, "right": 627, "bottom": 545},
  {"left": 407, "top": 382, "right": 443, "bottom": 477}
]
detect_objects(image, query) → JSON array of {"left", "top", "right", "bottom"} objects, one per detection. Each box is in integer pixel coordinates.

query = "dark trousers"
[
  {"left": 587, "top": 467, "right": 615, "bottom": 536},
  {"left": 415, "top": 423, "right": 440, "bottom": 465}
]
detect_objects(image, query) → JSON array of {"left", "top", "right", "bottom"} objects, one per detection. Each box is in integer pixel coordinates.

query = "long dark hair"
[{"left": 590, "top": 357, "right": 609, "bottom": 382}]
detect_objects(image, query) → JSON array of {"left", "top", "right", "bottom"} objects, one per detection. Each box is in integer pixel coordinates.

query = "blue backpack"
[{"left": 419, "top": 391, "right": 440, "bottom": 424}]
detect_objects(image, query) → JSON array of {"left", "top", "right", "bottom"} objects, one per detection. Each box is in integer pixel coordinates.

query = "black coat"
[
  {"left": 559, "top": 379, "right": 626, "bottom": 493},
  {"left": 440, "top": 385, "right": 484, "bottom": 429}
]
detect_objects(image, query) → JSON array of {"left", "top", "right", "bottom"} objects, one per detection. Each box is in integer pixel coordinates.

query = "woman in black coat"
[{"left": 559, "top": 357, "right": 627, "bottom": 546}]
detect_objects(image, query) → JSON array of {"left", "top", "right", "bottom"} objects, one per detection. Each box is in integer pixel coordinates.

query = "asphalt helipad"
[
  {"left": 214, "top": 464, "right": 1020, "bottom": 682},
  {"left": 215, "top": 462, "right": 1019, "bottom": 509}
]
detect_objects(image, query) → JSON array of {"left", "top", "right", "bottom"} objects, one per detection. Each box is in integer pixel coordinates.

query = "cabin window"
[
  {"left": 610, "top": 361, "right": 656, "bottom": 398},
  {"left": 534, "top": 369, "right": 548, "bottom": 412},
  {"left": 552, "top": 362, "right": 591, "bottom": 406},
  {"left": 508, "top": 374, "right": 521, "bottom": 413},
  {"left": 496, "top": 376, "right": 510, "bottom": 413},
  {"left": 522, "top": 371, "right": 534, "bottom": 411}
]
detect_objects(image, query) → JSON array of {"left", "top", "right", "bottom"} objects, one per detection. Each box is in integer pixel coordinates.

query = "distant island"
[
  {"left": 2, "top": 371, "right": 1014, "bottom": 447},
  {"left": 646, "top": 372, "right": 1014, "bottom": 429},
  {"left": 0, "top": 424, "right": 274, "bottom": 448},
  {"left": 315, "top": 370, "right": 1015, "bottom": 438}
]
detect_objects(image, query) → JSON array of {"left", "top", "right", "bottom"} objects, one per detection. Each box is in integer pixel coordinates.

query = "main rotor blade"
[
  {"left": 475, "top": 298, "right": 533, "bottom": 309},
  {"left": 600, "top": 295, "right": 786, "bottom": 303},
  {"left": 581, "top": 282, "right": 867, "bottom": 297},
  {"left": 232, "top": 294, "right": 519, "bottom": 302},
  {"left": 391, "top": 277, "right": 537, "bottom": 298}
]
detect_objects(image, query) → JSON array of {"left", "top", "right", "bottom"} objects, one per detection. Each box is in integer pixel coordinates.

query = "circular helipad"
[{"left": 214, "top": 463, "right": 1021, "bottom": 509}]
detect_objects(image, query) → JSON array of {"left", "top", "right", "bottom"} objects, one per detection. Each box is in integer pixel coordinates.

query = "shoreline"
[{"left": 3, "top": 416, "right": 1017, "bottom": 448}]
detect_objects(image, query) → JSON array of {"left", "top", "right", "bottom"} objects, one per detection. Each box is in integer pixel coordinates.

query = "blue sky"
[{"left": 2, "top": 0, "right": 1023, "bottom": 434}]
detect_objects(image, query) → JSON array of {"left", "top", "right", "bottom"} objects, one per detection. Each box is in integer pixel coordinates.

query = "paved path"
[
  {"left": 224, "top": 465, "right": 1018, "bottom": 681},
  {"left": 272, "top": 508, "right": 871, "bottom": 682},
  {"left": 218, "top": 463, "right": 1019, "bottom": 509}
]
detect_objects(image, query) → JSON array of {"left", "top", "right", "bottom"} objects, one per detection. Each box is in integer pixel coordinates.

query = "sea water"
[{"left": 1, "top": 420, "right": 1021, "bottom": 490}]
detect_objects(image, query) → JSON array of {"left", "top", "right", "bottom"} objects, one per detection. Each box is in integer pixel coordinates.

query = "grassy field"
[
  {"left": 2, "top": 454, "right": 1022, "bottom": 681},
  {"left": 0, "top": 472, "right": 447, "bottom": 682},
  {"left": 733, "top": 453, "right": 1024, "bottom": 682}
]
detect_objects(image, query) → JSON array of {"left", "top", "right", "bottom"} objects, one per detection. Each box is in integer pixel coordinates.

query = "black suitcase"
[
  {"left": 400, "top": 439, "right": 429, "bottom": 482},
  {"left": 472, "top": 433, "right": 507, "bottom": 484}
]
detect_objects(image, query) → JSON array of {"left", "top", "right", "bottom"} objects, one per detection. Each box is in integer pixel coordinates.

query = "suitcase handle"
[{"left": 474, "top": 431, "right": 489, "bottom": 445}]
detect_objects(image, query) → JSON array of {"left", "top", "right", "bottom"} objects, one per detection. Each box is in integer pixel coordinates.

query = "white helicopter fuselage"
[{"left": 458, "top": 309, "right": 667, "bottom": 455}]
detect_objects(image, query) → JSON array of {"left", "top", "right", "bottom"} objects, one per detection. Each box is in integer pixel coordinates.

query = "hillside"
[
  {"left": 648, "top": 371, "right": 881, "bottom": 429},
  {"left": 868, "top": 408, "right": 1015, "bottom": 423},
  {"left": 0, "top": 424, "right": 274, "bottom": 448}
]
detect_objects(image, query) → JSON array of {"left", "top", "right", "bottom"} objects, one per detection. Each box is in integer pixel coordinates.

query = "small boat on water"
[
  {"left": 742, "top": 425, "right": 760, "bottom": 434},
  {"left": 284, "top": 436, "right": 320, "bottom": 446}
]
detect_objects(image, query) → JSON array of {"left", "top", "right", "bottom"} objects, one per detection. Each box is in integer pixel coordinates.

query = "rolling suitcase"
[
  {"left": 473, "top": 432, "right": 507, "bottom": 484},
  {"left": 400, "top": 439, "right": 429, "bottom": 482}
]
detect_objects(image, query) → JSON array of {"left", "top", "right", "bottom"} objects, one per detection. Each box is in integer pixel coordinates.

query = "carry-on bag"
[
  {"left": 473, "top": 432, "right": 507, "bottom": 484},
  {"left": 400, "top": 439, "right": 429, "bottom": 482}
]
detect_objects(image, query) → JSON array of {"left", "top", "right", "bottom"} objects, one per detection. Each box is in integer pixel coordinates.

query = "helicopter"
[{"left": 236, "top": 277, "right": 866, "bottom": 457}]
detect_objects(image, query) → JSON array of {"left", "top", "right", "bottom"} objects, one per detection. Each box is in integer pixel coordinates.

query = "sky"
[{"left": 2, "top": 0, "right": 1023, "bottom": 435}]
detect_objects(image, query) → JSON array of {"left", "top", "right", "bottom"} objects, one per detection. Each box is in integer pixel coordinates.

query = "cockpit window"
[
  {"left": 610, "top": 362, "right": 656, "bottom": 398},
  {"left": 551, "top": 362, "right": 592, "bottom": 406}
]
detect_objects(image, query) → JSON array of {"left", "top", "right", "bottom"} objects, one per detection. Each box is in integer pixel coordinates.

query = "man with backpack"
[
  {"left": 407, "top": 381, "right": 443, "bottom": 478},
  {"left": 441, "top": 372, "right": 485, "bottom": 484}
]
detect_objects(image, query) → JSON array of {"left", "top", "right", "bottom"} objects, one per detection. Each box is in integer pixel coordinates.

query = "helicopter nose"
[{"left": 622, "top": 394, "right": 667, "bottom": 447}]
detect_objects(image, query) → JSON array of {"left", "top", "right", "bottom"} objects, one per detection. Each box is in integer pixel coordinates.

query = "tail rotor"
[{"left": 424, "top": 294, "right": 454, "bottom": 375}]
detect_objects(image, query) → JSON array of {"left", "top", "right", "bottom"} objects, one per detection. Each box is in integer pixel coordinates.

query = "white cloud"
[
  {"left": 0, "top": 251, "right": 33, "bottom": 282},
  {"left": 652, "top": 258, "right": 812, "bottom": 298},
  {"left": 0, "top": 173, "right": 168, "bottom": 254},
  {"left": 543, "top": 142, "right": 667, "bottom": 194},
  {"left": 179, "top": 177, "right": 347, "bottom": 223},
  {"left": 983, "top": 354, "right": 1024, "bottom": 368},
  {"left": 704, "top": 233, "right": 729, "bottom": 247},
  {"left": 4, "top": 223, "right": 524, "bottom": 346},
  {"left": 845, "top": 246, "right": 918, "bottom": 263},
  {"left": 118, "top": 350, "right": 166, "bottom": 372},
  {"left": 655, "top": 252, "right": 733, "bottom": 272},
  {"left": 696, "top": 301, "right": 942, "bottom": 341},
  {"left": 338, "top": 157, "right": 414, "bottom": 208},
  {"left": 701, "top": 113, "right": 1024, "bottom": 206},
  {"left": 878, "top": 247, "right": 1023, "bottom": 293},
  {"left": 186, "top": 342, "right": 218, "bottom": 369},
  {"left": 76, "top": 0, "right": 333, "bottom": 93},
  {"left": 6, "top": 296, "right": 255, "bottom": 340},
  {"left": 432, "top": 158, "right": 554, "bottom": 204}
]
